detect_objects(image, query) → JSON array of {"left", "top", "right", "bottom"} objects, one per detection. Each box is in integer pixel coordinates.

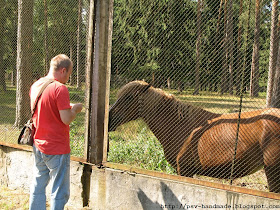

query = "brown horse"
[{"left": 108, "top": 81, "right": 280, "bottom": 193}]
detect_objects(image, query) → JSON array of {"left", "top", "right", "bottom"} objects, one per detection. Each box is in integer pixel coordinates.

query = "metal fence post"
[{"left": 88, "top": 0, "right": 113, "bottom": 165}]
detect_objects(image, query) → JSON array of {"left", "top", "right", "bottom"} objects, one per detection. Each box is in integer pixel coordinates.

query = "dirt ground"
[
  {"left": 0, "top": 185, "right": 30, "bottom": 210},
  {"left": 0, "top": 185, "right": 91, "bottom": 210}
]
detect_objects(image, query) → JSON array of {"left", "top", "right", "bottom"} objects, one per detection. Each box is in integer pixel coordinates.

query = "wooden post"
[
  {"left": 88, "top": 0, "right": 113, "bottom": 164},
  {"left": 84, "top": 0, "right": 95, "bottom": 161}
]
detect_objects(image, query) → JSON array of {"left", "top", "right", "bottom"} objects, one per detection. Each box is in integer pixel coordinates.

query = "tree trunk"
[
  {"left": 250, "top": 0, "right": 261, "bottom": 97},
  {"left": 221, "top": 0, "right": 228, "bottom": 95},
  {"left": 193, "top": 0, "right": 202, "bottom": 95},
  {"left": 271, "top": 13, "right": 280, "bottom": 107},
  {"left": 12, "top": 7, "right": 18, "bottom": 87},
  {"left": 227, "top": 0, "right": 234, "bottom": 95},
  {"left": 15, "top": 0, "right": 34, "bottom": 128},
  {"left": 216, "top": 0, "right": 223, "bottom": 32},
  {"left": 271, "top": 44, "right": 280, "bottom": 107},
  {"left": 44, "top": 0, "right": 49, "bottom": 74},
  {"left": 0, "top": 0, "right": 6, "bottom": 92},
  {"left": 76, "top": 0, "right": 82, "bottom": 88},
  {"left": 69, "top": 34, "right": 74, "bottom": 85},
  {"left": 210, "top": 0, "right": 223, "bottom": 94},
  {"left": 266, "top": 0, "right": 279, "bottom": 107},
  {"left": 235, "top": 0, "right": 243, "bottom": 96}
]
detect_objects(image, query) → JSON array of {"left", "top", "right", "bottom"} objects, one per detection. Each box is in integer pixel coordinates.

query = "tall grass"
[{"left": 108, "top": 122, "right": 176, "bottom": 174}]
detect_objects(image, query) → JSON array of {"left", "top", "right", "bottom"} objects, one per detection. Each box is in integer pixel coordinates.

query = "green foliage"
[
  {"left": 108, "top": 124, "right": 176, "bottom": 174},
  {"left": 110, "top": 0, "right": 272, "bottom": 93},
  {"left": 0, "top": 0, "right": 274, "bottom": 95},
  {"left": 112, "top": 0, "right": 197, "bottom": 86},
  {"left": 0, "top": 86, "right": 16, "bottom": 125},
  {"left": 70, "top": 118, "right": 85, "bottom": 157}
]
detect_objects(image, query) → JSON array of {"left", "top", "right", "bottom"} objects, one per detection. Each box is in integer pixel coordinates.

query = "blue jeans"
[{"left": 29, "top": 145, "right": 70, "bottom": 210}]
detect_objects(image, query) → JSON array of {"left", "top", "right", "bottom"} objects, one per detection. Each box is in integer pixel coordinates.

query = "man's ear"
[{"left": 61, "top": 67, "right": 67, "bottom": 74}]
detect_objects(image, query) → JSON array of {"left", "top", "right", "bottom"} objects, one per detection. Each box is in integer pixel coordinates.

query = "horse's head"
[{"left": 109, "top": 81, "right": 151, "bottom": 131}]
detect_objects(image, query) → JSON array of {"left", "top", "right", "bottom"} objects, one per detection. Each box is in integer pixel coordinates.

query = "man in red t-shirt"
[{"left": 29, "top": 54, "right": 83, "bottom": 210}]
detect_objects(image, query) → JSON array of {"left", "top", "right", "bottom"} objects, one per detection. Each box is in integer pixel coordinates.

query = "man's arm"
[{"left": 59, "top": 103, "right": 83, "bottom": 125}]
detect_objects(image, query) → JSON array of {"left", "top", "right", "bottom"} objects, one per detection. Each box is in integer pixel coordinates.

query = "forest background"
[{"left": 1, "top": 0, "right": 280, "bottom": 192}]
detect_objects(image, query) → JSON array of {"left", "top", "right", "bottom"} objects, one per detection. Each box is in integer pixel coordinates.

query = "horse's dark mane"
[
  {"left": 118, "top": 80, "right": 216, "bottom": 119},
  {"left": 148, "top": 85, "right": 213, "bottom": 118},
  {"left": 117, "top": 80, "right": 149, "bottom": 98}
]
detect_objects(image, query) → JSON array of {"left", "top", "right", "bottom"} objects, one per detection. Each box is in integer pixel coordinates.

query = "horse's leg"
[
  {"left": 264, "top": 164, "right": 280, "bottom": 193},
  {"left": 177, "top": 150, "right": 197, "bottom": 177},
  {"left": 263, "top": 143, "right": 280, "bottom": 193},
  {"left": 261, "top": 124, "right": 280, "bottom": 193}
]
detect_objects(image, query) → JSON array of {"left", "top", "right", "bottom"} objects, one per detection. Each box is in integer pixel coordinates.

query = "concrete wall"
[
  {"left": 0, "top": 145, "right": 84, "bottom": 209},
  {"left": 1, "top": 145, "right": 280, "bottom": 210},
  {"left": 90, "top": 168, "right": 280, "bottom": 210}
]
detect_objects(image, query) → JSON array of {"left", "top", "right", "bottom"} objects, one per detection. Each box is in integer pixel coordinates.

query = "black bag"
[
  {"left": 18, "top": 78, "right": 54, "bottom": 146},
  {"left": 18, "top": 119, "right": 35, "bottom": 146}
]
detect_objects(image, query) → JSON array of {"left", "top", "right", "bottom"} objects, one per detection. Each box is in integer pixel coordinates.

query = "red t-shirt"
[{"left": 30, "top": 78, "right": 71, "bottom": 155}]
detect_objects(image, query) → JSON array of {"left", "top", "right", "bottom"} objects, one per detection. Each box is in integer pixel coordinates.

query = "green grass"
[
  {"left": 0, "top": 86, "right": 20, "bottom": 144},
  {"left": 69, "top": 116, "right": 85, "bottom": 157},
  {"left": 108, "top": 122, "right": 176, "bottom": 174},
  {"left": 169, "top": 89, "right": 266, "bottom": 113},
  {"left": 0, "top": 83, "right": 269, "bottom": 190}
]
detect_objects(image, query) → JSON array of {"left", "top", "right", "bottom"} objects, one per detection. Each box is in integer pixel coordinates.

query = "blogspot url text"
[{"left": 160, "top": 204, "right": 280, "bottom": 209}]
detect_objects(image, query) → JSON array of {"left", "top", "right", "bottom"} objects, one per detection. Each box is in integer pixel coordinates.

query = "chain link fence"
[
  {"left": 1, "top": 0, "right": 280, "bottom": 194},
  {"left": 0, "top": 0, "right": 89, "bottom": 158},
  {"left": 108, "top": 0, "right": 280, "bottom": 193}
]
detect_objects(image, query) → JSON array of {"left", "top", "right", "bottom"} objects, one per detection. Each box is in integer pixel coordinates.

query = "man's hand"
[
  {"left": 71, "top": 103, "right": 83, "bottom": 114},
  {"left": 60, "top": 103, "right": 83, "bottom": 125}
]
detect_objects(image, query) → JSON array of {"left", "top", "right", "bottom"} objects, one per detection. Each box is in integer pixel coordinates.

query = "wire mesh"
[
  {"left": 1, "top": 0, "right": 280, "bottom": 194},
  {"left": 0, "top": 0, "right": 89, "bottom": 158},
  {"left": 108, "top": 0, "right": 280, "bottom": 193}
]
